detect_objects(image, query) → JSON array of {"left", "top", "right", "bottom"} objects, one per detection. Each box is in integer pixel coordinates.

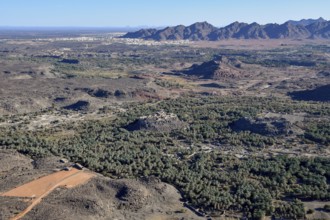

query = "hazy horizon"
[
  {"left": 1, "top": 0, "right": 329, "bottom": 27},
  {"left": 0, "top": 18, "right": 327, "bottom": 32}
]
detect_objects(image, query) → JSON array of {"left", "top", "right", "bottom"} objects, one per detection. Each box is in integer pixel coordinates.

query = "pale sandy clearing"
[
  {"left": 2, "top": 168, "right": 81, "bottom": 198},
  {"left": 1, "top": 168, "right": 95, "bottom": 220}
]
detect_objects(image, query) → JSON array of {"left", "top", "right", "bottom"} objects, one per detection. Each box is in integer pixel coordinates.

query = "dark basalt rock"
[
  {"left": 114, "top": 90, "right": 127, "bottom": 97},
  {"left": 92, "top": 89, "right": 112, "bottom": 98},
  {"left": 54, "top": 97, "right": 66, "bottom": 102},
  {"left": 60, "top": 59, "right": 79, "bottom": 64},
  {"left": 200, "top": 83, "right": 226, "bottom": 89},
  {"left": 63, "top": 100, "right": 90, "bottom": 111}
]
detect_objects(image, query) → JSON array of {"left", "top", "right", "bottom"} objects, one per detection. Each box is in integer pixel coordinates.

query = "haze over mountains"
[{"left": 122, "top": 18, "right": 330, "bottom": 40}]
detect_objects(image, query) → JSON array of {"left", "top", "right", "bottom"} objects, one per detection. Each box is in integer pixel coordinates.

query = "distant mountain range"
[
  {"left": 122, "top": 18, "right": 330, "bottom": 40},
  {"left": 287, "top": 17, "right": 326, "bottom": 26}
]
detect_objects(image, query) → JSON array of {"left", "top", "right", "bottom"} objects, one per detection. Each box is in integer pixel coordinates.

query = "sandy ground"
[
  {"left": 1, "top": 168, "right": 93, "bottom": 197},
  {"left": 62, "top": 172, "right": 96, "bottom": 188},
  {"left": 304, "top": 201, "right": 330, "bottom": 220},
  {"left": 1, "top": 168, "right": 95, "bottom": 220}
]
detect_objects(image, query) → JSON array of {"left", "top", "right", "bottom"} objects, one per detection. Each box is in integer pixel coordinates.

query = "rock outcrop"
[
  {"left": 180, "top": 56, "right": 243, "bottom": 79},
  {"left": 125, "top": 111, "right": 186, "bottom": 132}
]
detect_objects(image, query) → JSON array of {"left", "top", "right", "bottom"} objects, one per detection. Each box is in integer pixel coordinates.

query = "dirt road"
[{"left": 1, "top": 168, "right": 95, "bottom": 220}]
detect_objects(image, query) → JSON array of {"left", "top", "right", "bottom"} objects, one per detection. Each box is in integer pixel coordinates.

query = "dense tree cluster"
[
  {"left": 305, "top": 120, "right": 330, "bottom": 145},
  {"left": 0, "top": 96, "right": 329, "bottom": 219}
]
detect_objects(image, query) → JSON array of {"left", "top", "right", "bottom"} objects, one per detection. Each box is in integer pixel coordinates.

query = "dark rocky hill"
[
  {"left": 180, "top": 55, "right": 244, "bottom": 79},
  {"left": 122, "top": 19, "right": 330, "bottom": 41}
]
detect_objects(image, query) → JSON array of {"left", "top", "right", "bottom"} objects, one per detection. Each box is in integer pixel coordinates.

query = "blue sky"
[{"left": 1, "top": 0, "right": 329, "bottom": 27}]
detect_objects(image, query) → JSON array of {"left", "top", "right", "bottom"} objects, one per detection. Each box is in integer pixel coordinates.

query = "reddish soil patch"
[
  {"left": 1, "top": 168, "right": 95, "bottom": 220},
  {"left": 2, "top": 169, "right": 81, "bottom": 198},
  {"left": 61, "top": 172, "right": 96, "bottom": 188}
]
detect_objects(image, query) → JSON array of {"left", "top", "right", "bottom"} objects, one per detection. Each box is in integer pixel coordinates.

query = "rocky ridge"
[
  {"left": 179, "top": 55, "right": 245, "bottom": 80},
  {"left": 122, "top": 19, "right": 330, "bottom": 40}
]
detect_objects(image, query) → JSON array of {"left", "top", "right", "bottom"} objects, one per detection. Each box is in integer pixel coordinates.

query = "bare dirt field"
[
  {"left": 62, "top": 171, "right": 96, "bottom": 188},
  {"left": 304, "top": 201, "right": 330, "bottom": 220},
  {"left": 1, "top": 165, "right": 95, "bottom": 220},
  {"left": 1, "top": 168, "right": 94, "bottom": 198}
]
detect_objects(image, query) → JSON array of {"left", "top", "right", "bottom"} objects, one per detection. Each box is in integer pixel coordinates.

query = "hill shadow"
[
  {"left": 200, "top": 83, "right": 226, "bottom": 89},
  {"left": 288, "top": 84, "right": 330, "bottom": 102}
]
